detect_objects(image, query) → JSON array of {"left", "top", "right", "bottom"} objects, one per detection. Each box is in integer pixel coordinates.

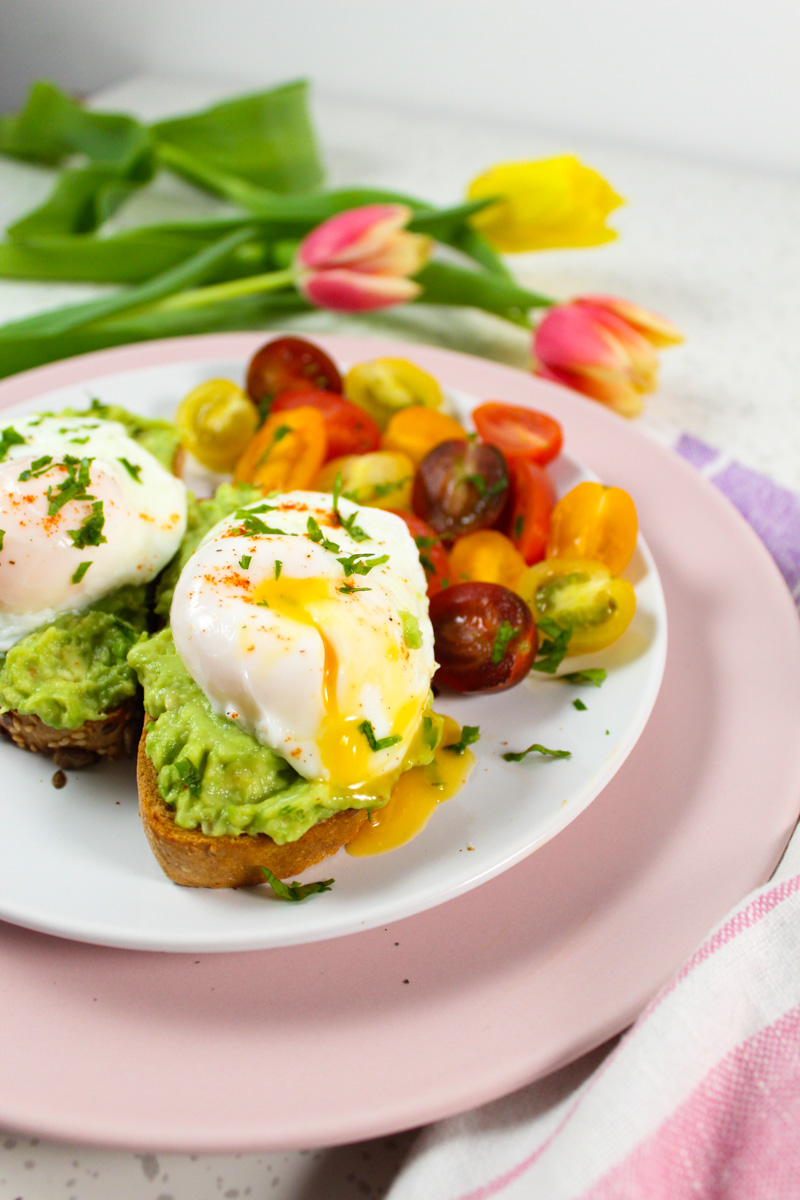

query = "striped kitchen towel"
[{"left": 385, "top": 433, "right": 800, "bottom": 1200}]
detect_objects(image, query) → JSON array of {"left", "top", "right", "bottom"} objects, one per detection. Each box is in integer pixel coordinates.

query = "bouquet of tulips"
[{"left": 0, "top": 80, "right": 681, "bottom": 415}]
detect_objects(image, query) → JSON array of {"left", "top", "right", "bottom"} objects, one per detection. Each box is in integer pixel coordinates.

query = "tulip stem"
[{"left": 136, "top": 267, "right": 296, "bottom": 316}]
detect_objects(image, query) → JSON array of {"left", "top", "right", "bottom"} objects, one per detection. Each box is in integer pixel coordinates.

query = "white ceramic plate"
[{"left": 0, "top": 349, "right": 667, "bottom": 952}]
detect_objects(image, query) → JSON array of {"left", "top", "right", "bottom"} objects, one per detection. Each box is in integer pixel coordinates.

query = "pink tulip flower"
[
  {"left": 294, "top": 204, "right": 432, "bottom": 312},
  {"left": 533, "top": 295, "right": 683, "bottom": 417}
]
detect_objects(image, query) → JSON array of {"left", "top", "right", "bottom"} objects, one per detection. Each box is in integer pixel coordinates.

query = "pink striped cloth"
[{"left": 386, "top": 434, "right": 800, "bottom": 1200}]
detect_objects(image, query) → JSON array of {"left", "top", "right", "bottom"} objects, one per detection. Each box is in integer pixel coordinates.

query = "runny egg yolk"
[
  {"left": 347, "top": 716, "right": 476, "bottom": 856},
  {"left": 251, "top": 574, "right": 422, "bottom": 792}
]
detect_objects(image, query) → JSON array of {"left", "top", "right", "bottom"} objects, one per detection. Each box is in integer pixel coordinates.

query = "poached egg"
[
  {"left": 0, "top": 413, "right": 187, "bottom": 651},
  {"left": 170, "top": 491, "right": 436, "bottom": 793}
]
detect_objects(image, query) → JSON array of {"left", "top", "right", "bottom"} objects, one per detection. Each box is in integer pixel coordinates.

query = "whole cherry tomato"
[
  {"left": 430, "top": 581, "right": 537, "bottom": 693},
  {"left": 389, "top": 511, "right": 450, "bottom": 597},
  {"left": 270, "top": 385, "right": 381, "bottom": 460},
  {"left": 547, "top": 482, "right": 637, "bottom": 576},
  {"left": 413, "top": 439, "right": 509, "bottom": 540},
  {"left": 519, "top": 557, "right": 636, "bottom": 654},
  {"left": 234, "top": 406, "right": 327, "bottom": 493},
  {"left": 505, "top": 458, "right": 556, "bottom": 565},
  {"left": 246, "top": 337, "right": 342, "bottom": 405},
  {"left": 472, "top": 402, "right": 563, "bottom": 467}
]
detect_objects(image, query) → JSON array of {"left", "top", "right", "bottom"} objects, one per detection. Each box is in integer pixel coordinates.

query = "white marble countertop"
[{"left": 0, "top": 76, "right": 798, "bottom": 1199}]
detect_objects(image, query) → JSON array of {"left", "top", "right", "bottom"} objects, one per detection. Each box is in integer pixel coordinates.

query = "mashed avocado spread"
[{"left": 128, "top": 629, "right": 443, "bottom": 843}]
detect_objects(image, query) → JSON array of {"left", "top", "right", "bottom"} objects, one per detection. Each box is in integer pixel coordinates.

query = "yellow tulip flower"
[{"left": 467, "top": 156, "right": 624, "bottom": 253}]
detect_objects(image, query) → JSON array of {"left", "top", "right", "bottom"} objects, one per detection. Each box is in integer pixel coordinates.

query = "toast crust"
[
  {"left": 136, "top": 726, "right": 367, "bottom": 887},
  {"left": 0, "top": 698, "right": 141, "bottom": 768}
]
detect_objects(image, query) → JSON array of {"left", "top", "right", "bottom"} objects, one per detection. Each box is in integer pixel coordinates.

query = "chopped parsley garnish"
[
  {"left": 399, "top": 609, "right": 423, "bottom": 649},
  {"left": 118, "top": 457, "right": 142, "bottom": 482},
  {"left": 18, "top": 454, "right": 53, "bottom": 480},
  {"left": 514, "top": 513, "right": 524, "bottom": 540},
  {"left": 445, "top": 725, "right": 481, "bottom": 755},
  {"left": 0, "top": 427, "right": 25, "bottom": 461},
  {"left": 174, "top": 758, "right": 202, "bottom": 794},
  {"left": 491, "top": 620, "right": 520, "bottom": 664},
  {"left": 239, "top": 514, "right": 283, "bottom": 536},
  {"left": 69, "top": 436, "right": 90, "bottom": 445},
  {"left": 306, "top": 516, "right": 340, "bottom": 553},
  {"left": 68, "top": 499, "right": 106, "bottom": 549},
  {"left": 422, "top": 715, "right": 438, "bottom": 749},
  {"left": 338, "top": 583, "right": 371, "bottom": 594},
  {"left": 337, "top": 552, "right": 389, "bottom": 577},
  {"left": 530, "top": 617, "right": 573, "bottom": 675},
  {"left": 256, "top": 599, "right": 270, "bottom": 607},
  {"left": 272, "top": 424, "right": 291, "bottom": 444},
  {"left": 46, "top": 456, "right": 93, "bottom": 515},
  {"left": 234, "top": 503, "right": 277, "bottom": 518},
  {"left": 239, "top": 554, "right": 252, "bottom": 570},
  {"left": 332, "top": 472, "right": 370, "bottom": 542},
  {"left": 573, "top": 698, "right": 588, "bottom": 711},
  {"left": 259, "top": 866, "right": 333, "bottom": 901},
  {"left": 415, "top": 534, "right": 438, "bottom": 576},
  {"left": 344, "top": 477, "right": 410, "bottom": 504},
  {"left": 358, "top": 720, "right": 402, "bottom": 752},
  {"left": 502, "top": 742, "right": 571, "bottom": 762},
  {"left": 71, "top": 561, "right": 92, "bottom": 584},
  {"left": 560, "top": 668, "right": 607, "bottom": 688},
  {"left": 274, "top": 559, "right": 282, "bottom": 580},
  {"left": 0, "top": 530, "right": 4, "bottom": 551},
  {"left": 464, "top": 472, "right": 487, "bottom": 496}
]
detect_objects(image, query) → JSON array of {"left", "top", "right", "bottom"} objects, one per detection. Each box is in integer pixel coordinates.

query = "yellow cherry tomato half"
[
  {"left": 519, "top": 557, "right": 636, "bottom": 654},
  {"left": 344, "top": 358, "right": 443, "bottom": 430},
  {"left": 314, "top": 451, "right": 415, "bottom": 511},
  {"left": 448, "top": 530, "right": 527, "bottom": 593},
  {"left": 547, "top": 482, "right": 638, "bottom": 576},
  {"left": 234, "top": 406, "right": 327, "bottom": 493},
  {"left": 176, "top": 378, "right": 258, "bottom": 473},
  {"left": 381, "top": 404, "right": 467, "bottom": 466}
]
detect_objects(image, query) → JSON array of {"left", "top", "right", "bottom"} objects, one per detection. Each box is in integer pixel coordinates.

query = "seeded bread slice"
[
  {"left": 136, "top": 725, "right": 367, "bottom": 887},
  {"left": 0, "top": 697, "right": 141, "bottom": 768}
]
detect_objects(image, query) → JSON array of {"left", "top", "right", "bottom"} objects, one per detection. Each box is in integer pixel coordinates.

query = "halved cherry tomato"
[
  {"left": 547, "top": 482, "right": 637, "bottom": 576},
  {"left": 518, "top": 557, "right": 636, "bottom": 654},
  {"left": 314, "top": 451, "right": 415, "bottom": 511},
  {"left": 234, "top": 406, "right": 327, "bottom": 493},
  {"left": 270, "top": 385, "right": 381, "bottom": 460},
  {"left": 389, "top": 511, "right": 450, "bottom": 597},
  {"left": 430, "top": 582, "right": 537, "bottom": 693},
  {"left": 413, "top": 439, "right": 509, "bottom": 540},
  {"left": 505, "top": 458, "right": 556, "bottom": 565},
  {"left": 246, "top": 337, "right": 342, "bottom": 405},
  {"left": 448, "top": 531, "right": 526, "bottom": 593},
  {"left": 344, "top": 358, "right": 443, "bottom": 429},
  {"left": 381, "top": 405, "right": 466, "bottom": 466},
  {"left": 175, "top": 378, "right": 259, "bottom": 472},
  {"left": 472, "top": 402, "right": 563, "bottom": 467}
]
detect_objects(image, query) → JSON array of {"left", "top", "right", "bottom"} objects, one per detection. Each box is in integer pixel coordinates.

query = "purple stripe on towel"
[
  {"left": 710, "top": 461, "right": 800, "bottom": 595},
  {"left": 674, "top": 433, "right": 720, "bottom": 471}
]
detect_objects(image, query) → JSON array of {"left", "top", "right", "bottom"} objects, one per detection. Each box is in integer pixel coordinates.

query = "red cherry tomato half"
[
  {"left": 389, "top": 511, "right": 450, "bottom": 598},
  {"left": 429, "top": 581, "right": 537, "bottom": 693},
  {"left": 472, "top": 402, "right": 563, "bottom": 467},
  {"left": 270, "top": 385, "right": 381, "bottom": 460},
  {"left": 246, "top": 337, "right": 342, "bottom": 404},
  {"left": 505, "top": 458, "right": 556, "bottom": 565},
  {"left": 413, "top": 439, "right": 509, "bottom": 540}
]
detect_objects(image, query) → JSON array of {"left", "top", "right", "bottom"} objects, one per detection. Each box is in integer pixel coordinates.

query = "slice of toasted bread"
[
  {"left": 0, "top": 697, "right": 141, "bottom": 768},
  {"left": 137, "top": 727, "right": 367, "bottom": 887}
]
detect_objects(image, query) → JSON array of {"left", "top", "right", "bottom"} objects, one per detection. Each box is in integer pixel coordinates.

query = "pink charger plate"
[{"left": 0, "top": 333, "right": 798, "bottom": 1153}]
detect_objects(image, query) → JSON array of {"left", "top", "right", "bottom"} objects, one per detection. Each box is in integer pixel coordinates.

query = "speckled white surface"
[{"left": 0, "top": 77, "right": 798, "bottom": 1199}]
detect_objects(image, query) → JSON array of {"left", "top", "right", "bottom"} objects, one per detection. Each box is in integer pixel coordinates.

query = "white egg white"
[
  {"left": 170, "top": 490, "right": 436, "bottom": 789},
  {"left": 0, "top": 414, "right": 187, "bottom": 651}
]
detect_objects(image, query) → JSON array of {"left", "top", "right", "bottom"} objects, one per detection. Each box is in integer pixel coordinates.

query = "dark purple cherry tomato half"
[
  {"left": 246, "top": 336, "right": 342, "bottom": 405},
  {"left": 412, "top": 439, "right": 509, "bottom": 540},
  {"left": 429, "top": 581, "right": 537, "bottom": 693}
]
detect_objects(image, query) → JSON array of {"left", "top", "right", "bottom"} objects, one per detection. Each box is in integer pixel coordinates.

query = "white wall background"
[{"left": 0, "top": 0, "right": 798, "bottom": 174}]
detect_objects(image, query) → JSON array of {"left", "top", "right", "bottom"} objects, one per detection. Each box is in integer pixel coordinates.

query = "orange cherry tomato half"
[
  {"left": 270, "top": 385, "right": 381, "bottom": 460},
  {"left": 547, "top": 482, "right": 638, "bottom": 576},
  {"left": 381, "top": 405, "right": 466, "bottom": 466},
  {"left": 472, "top": 402, "right": 563, "bottom": 467},
  {"left": 234, "top": 406, "right": 327, "bottom": 493},
  {"left": 388, "top": 511, "right": 450, "bottom": 597},
  {"left": 448, "top": 530, "right": 527, "bottom": 593},
  {"left": 505, "top": 458, "right": 556, "bottom": 565},
  {"left": 246, "top": 337, "right": 342, "bottom": 405}
]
